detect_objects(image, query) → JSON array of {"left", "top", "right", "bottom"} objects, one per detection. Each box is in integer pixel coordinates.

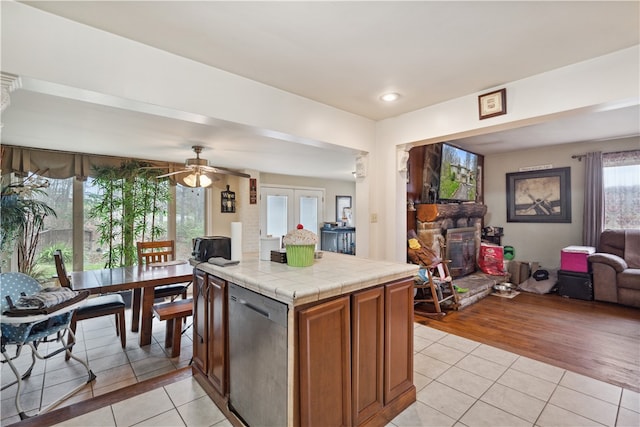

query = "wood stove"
[{"left": 445, "top": 227, "right": 477, "bottom": 277}]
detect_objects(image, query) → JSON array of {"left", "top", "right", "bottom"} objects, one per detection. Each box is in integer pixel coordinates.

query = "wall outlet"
[{"left": 370, "top": 213, "right": 378, "bottom": 223}]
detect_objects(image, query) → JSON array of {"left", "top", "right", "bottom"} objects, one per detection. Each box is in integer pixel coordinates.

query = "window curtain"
[
  {"left": 582, "top": 151, "right": 603, "bottom": 248},
  {"left": 1, "top": 144, "right": 182, "bottom": 183}
]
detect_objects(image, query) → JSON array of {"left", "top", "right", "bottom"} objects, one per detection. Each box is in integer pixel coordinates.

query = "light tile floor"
[
  {"left": 1, "top": 308, "right": 193, "bottom": 425},
  {"left": 2, "top": 316, "right": 639, "bottom": 426}
]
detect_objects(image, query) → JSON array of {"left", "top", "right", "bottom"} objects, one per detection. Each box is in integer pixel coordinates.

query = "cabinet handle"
[{"left": 232, "top": 296, "right": 270, "bottom": 318}]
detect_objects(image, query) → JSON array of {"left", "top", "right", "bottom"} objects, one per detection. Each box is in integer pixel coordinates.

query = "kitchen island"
[{"left": 192, "top": 252, "right": 419, "bottom": 426}]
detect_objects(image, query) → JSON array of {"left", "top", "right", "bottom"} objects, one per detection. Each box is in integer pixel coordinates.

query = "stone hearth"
[
  {"left": 452, "top": 271, "right": 504, "bottom": 309},
  {"left": 414, "top": 203, "right": 487, "bottom": 270},
  {"left": 411, "top": 203, "right": 502, "bottom": 310}
]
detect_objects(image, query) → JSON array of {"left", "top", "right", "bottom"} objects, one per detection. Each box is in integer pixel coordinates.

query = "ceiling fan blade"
[
  {"left": 210, "top": 167, "right": 251, "bottom": 178},
  {"left": 199, "top": 165, "right": 218, "bottom": 173},
  {"left": 156, "top": 170, "right": 188, "bottom": 178}
]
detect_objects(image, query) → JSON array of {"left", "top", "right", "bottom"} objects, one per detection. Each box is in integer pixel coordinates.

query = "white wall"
[
  {"left": 1, "top": 1, "right": 375, "bottom": 157},
  {"left": 484, "top": 136, "right": 639, "bottom": 269}
]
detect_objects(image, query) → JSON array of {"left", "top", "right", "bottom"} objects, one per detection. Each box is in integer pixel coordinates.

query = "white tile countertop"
[{"left": 192, "top": 252, "right": 419, "bottom": 307}]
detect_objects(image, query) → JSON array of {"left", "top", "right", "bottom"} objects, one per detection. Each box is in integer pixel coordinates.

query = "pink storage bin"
[{"left": 560, "top": 246, "right": 595, "bottom": 273}]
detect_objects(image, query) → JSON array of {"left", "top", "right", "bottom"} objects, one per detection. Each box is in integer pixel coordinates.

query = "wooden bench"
[{"left": 152, "top": 298, "right": 193, "bottom": 357}]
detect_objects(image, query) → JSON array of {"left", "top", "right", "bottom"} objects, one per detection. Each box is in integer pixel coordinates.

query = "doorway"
[{"left": 260, "top": 186, "right": 324, "bottom": 246}]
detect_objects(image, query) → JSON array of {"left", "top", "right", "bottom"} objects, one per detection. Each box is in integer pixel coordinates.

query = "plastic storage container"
[
  {"left": 560, "top": 246, "right": 595, "bottom": 273},
  {"left": 557, "top": 270, "right": 593, "bottom": 300}
]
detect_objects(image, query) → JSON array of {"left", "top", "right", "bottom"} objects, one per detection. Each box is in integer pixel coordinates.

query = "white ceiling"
[{"left": 2, "top": 1, "right": 639, "bottom": 179}]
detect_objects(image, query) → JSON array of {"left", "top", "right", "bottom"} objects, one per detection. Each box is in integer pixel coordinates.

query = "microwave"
[{"left": 192, "top": 236, "right": 231, "bottom": 261}]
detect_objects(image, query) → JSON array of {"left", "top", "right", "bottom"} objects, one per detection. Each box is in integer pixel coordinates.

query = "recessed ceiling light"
[{"left": 380, "top": 92, "right": 401, "bottom": 102}]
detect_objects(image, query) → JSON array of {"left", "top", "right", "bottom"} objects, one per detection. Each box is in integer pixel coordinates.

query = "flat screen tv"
[{"left": 438, "top": 143, "right": 479, "bottom": 203}]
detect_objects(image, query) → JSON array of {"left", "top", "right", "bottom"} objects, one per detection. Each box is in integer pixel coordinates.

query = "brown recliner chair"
[{"left": 588, "top": 229, "right": 640, "bottom": 308}]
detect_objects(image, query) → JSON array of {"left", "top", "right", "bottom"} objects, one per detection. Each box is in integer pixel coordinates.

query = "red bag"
[{"left": 478, "top": 243, "right": 505, "bottom": 275}]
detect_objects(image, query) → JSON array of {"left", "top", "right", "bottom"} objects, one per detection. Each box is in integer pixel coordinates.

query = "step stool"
[{"left": 152, "top": 298, "right": 193, "bottom": 357}]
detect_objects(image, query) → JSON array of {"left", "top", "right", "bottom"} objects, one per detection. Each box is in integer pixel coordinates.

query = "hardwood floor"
[{"left": 415, "top": 291, "right": 640, "bottom": 393}]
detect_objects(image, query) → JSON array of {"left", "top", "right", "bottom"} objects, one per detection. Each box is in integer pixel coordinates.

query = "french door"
[{"left": 260, "top": 186, "right": 324, "bottom": 246}]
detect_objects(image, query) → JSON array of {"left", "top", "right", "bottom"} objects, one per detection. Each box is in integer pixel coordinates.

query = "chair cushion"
[
  {"left": 154, "top": 284, "right": 187, "bottom": 298},
  {"left": 76, "top": 293, "right": 125, "bottom": 317},
  {"left": 618, "top": 268, "right": 640, "bottom": 291}
]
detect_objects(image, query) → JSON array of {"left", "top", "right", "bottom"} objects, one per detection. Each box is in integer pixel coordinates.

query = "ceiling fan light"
[
  {"left": 182, "top": 171, "right": 214, "bottom": 188},
  {"left": 182, "top": 173, "right": 197, "bottom": 187},
  {"left": 199, "top": 174, "right": 213, "bottom": 187}
]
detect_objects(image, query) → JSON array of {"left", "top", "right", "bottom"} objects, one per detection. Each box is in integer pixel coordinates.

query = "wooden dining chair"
[
  {"left": 135, "top": 240, "right": 189, "bottom": 328},
  {"left": 54, "top": 250, "right": 126, "bottom": 359}
]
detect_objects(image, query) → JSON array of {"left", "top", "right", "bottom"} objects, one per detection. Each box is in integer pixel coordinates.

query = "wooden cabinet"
[
  {"left": 207, "top": 275, "right": 228, "bottom": 396},
  {"left": 193, "top": 269, "right": 208, "bottom": 373},
  {"left": 352, "top": 287, "right": 384, "bottom": 425},
  {"left": 192, "top": 270, "right": 228, "bottom": 397},
  {"left": 298, "top": 296, "right": 352, "bottom": 427},
  {"left": 298, "top": 278, "right": 415, "bottom": 426},
  {"left": 384, "top": 279, "right": 414, "bottom": 404}
]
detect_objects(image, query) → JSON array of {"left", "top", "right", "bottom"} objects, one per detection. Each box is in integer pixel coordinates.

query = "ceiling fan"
[{"left": 157, "top": 145, "right": 251, "bottom": 187}]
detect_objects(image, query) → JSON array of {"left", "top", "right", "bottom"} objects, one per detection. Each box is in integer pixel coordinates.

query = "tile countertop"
[{"left": 192, "top": 252, "right": 419, "bottom": 307}]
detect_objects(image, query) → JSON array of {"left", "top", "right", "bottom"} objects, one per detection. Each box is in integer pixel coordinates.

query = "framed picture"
[
  {"left": 221, "top": 184, "right": 236, "bottom": 213},
  {"left": 506, "top": 167, "right": 571, "bottom": 223},
  {"left": 478, "top": 88, "right": 507, "bottom": 120},
  {"left": 336, "top": 195, "right": 351, "bottom": 222}
]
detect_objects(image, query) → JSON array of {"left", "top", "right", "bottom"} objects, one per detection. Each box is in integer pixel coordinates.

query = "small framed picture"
[
  {"left": 221, "top": 185, "right": 236, "bottom": 213},
  {"left": 478, "top": 88, "right": 507, "bottom": 120},
  {"left": 336, "top": 195, "right": 351, "bottom": 222}
]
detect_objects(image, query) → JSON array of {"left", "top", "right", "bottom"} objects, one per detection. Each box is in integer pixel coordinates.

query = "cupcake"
[{"left": 283, "top": 224, "right": 318, "bottom": 267}]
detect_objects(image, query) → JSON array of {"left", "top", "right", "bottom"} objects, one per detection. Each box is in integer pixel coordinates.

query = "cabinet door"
[
  {"left": 298, "top": 296, "right": 352, "bottom": 427},
  {"left": 351, "top": 287, "right": 384, "bottom": 425},
  {"left": 384, "top": 279, "right": 414, "bottom": 403},
  {"left": 207, "top": 274, "right": 228, "bottom": 396},
  {"left": 193, "top": 269, "right": 208, "bottom": 373}
]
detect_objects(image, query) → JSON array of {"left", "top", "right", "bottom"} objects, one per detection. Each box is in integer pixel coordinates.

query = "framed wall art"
[
  {"left": 478, "top": 88, "right": 507, "bottom": 120},
  {"left": 336, "top": 195, "right": 351, "bottom": 222},
  {"left": 221, "top": 184, "right": 236, "bottom": 213},
  {"left": 506, "top": 167, "right": 571, "bottom": 223}
]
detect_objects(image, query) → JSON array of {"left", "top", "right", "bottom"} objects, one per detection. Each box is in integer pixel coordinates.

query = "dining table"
[{"left": 68, "top": 261, "right": 194, "bottom": 346}]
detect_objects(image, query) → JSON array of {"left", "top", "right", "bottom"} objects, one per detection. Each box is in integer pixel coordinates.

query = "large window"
[
  {"left": 2, "top": 177, "right": 204, "bottom": 273},
  {"left": 175, "top": 186, "right": 205, "bottom": 260},
  {"left": 603, "top": 151, "right": 640, "bottom": 230},
  {"left": 32, "top": 176, "right": 73, "bottom": 278}
]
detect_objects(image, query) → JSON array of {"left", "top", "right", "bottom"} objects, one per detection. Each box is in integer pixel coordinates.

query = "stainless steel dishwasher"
[{"left": 228, "top": 283, "right": 288, "bottom": 427}]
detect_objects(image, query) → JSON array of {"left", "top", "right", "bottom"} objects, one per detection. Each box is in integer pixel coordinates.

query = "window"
[
  {"left": 261, "top": 186, "right": 324, "bottom": 247},
  {"left": 175, "top": 186, "right": 205, "bottom": 260},
  {"left": 84, "top": 178, "right": 112, "bottom": 270},
  {"left": 29, "top": 176, "right": 73, "bottom": 278},
  {"left": 603, "top": 151, "right": 640, "bottom": 230},
  {"left": 2, "top": 148, "right": 206, "bottom": 273}
]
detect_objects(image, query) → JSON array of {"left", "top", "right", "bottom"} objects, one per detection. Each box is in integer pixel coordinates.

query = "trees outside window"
[
  {"left": 175, "top": 186, "right": 205, "bottom": 260},
  {"left": 603, "top": 151, "right": 640, "bottom": 230},
  {"left": 3, "top": 163, "right": 206, "bottom": 274},
  {"left": 87, "top": 161, "right": 169, "bottom": 268}
]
